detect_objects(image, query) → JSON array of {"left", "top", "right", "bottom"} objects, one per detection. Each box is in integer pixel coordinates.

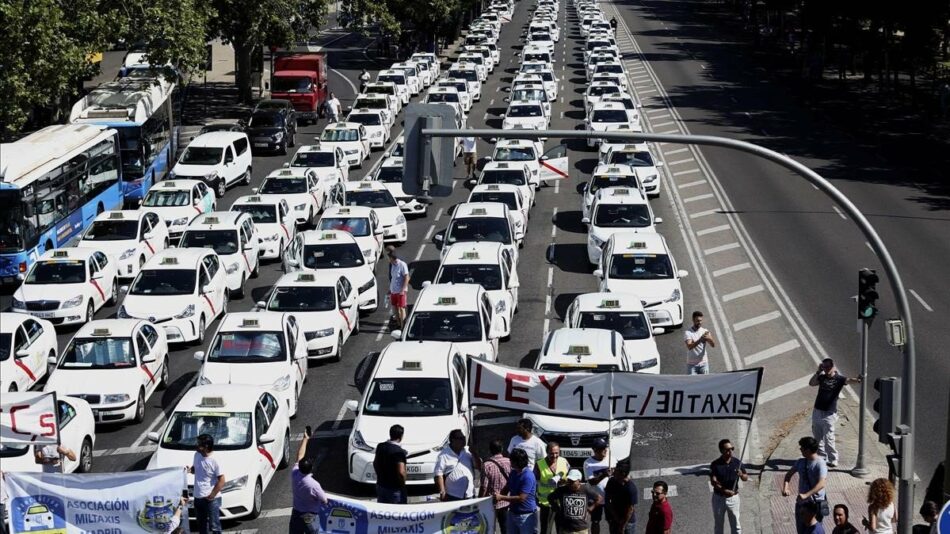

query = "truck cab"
[{"left": 270, "top": 52, "right": 328, "bottom": 125}]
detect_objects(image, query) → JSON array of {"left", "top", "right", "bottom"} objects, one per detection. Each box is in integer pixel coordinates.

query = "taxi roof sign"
[
  {"left": 461, "top": 251, "right": 480, "bottom": 260},
  {"left": 628, "top": 241, "right": 647, "bottom": 249},
  {"left": 240, "top": 318, "right": 260, "bottom": 328},
  {"left": 486, "top": 185, "right": 500, "bottom": 190},
  {"left": 91, "top": 328, "right": 112, "bottom": 336},
  {"left": 612, "top": 189, "right": 629, "bottom": 195},
  {"left": 296, "top": 273, "right": 316, "bottom": 282},
  {"left": 160, "top": 257, "right": 178, "bottom": 265},
  {"left": 567, "top": 345, "right": 592, "bottom": 356},
  {"left": 320, "top": 232, "right": 336, "bottom": 240},
  {"left": 496, "top": 163, "right": 509, "bottom": 168},
  {"left": 358, "top": 182, "right": 373, "bottom": 189},
  {"left": 599, "top": 299, "right": 621, "bottom": 309},
  {"left": 337, "top": 208, "right": 351, "bottom": 214},
  {"left": 400, "top": 361, "right": 423, "bottom": 370},
  {"left": 163, "top": 181, "right": 177, "bottom": 187},
  {"left": 469, "top": 208, "right": 487, "bottom": 216},
  {"left": 436, "top": 297, "right": 457, "bottom": 305},
  {"left": 204, "top": 216, "right": 220, "bottom": 224},
  {"left": 278, "top": 170, "right": 294, "bottom": 176},
  {"left": 246, "top": 196, "right": 262, "bottom": 203},
  {"left": 198, "top": 397, "right": 225, "bottom": 408},
  {"left": 108, "top": 212, "right": 125, "bottom": 219},
  {"left": 52, "top": 250, "right": 69, "bottom": 258}
]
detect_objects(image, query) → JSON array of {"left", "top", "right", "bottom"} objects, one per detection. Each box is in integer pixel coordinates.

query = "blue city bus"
[
  {"left": 69, "top": 73, "right": 176, "bottom": 206},
  {"left": 0, "top": 124, "right": 124, "bottom": 284}
]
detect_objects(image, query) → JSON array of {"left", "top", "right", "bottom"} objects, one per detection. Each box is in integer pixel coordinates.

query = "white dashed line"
[
  {"left": 831, "top": 205, "right": 847, "bottom": 220},
  {"left": 434, "top": 207, "right": 444, "bottom": 221},
  {"left": 414, "top": 244, "right": 427, "bottom": 262},
  {"left": 652, "top": 121, "right": 676, "bottom": 128},
  {"left": 722, "top": 284, "right": 765, "bottom": 302},
  {"left": 733, "top": 311, "right": 782, "bottom": 332},
  {"left": 758, "top": 374, "right": 812, "bottom": 404},
  {"left": 683, "top": 193, "right": 715, "bottom": 203},
  {"left": 673, "top": 168, "right": 702, "bottom": 177},
  {"left": 664, "top": 147, "right": 689, "bottom": 155},
  {"left": 712, "top": 262, "right": 752, "bottom": 278},
  {"left": 639, "top": 88, "right": 657, "bottom": 94},
  {"left": 689, "top": 208, "right": 720, "bottom": 219},
  {"left": 666, "top": 158, "right": 694, "bottom": 166},
  {"left": 743, "top": 340, "right": 801, "bottom": 365},
  {"left": 695, "top": 224, "right": 731, "bottom": 237},
  {"left": 703, "top": 242, "right": 741, "bottom": 256},
  {"left": 551, "top": 207, "right": 558, "bottom": 238},
  {"left": 909, "top": 289, "right": 934, "bottom": 312},
  {"left": 424, "top": 225, "right": 435, "bottom": 240}
]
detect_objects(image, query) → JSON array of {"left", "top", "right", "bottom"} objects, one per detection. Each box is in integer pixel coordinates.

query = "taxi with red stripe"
[
  {"left": 317, "top": 206, "right": 384, "bottom": 270},
  {"left": 44, "top": 319, "right": 170, "bottom": 424},
  {"left": 118, "top": 248, "right": 229, "bottom": 345},
  {"left": 0, "top": 313, "right": 58, "bottom": 393},
  {"left": 282, "top": 230, "right": 379, "bottom": 314},
  {"left": 489, "top": 139, "right": 569, "bottom": 190},
  {"left": 256, "top": 167, "right": 328, "bottom": 227},
  {"left": 230, "top": 195, "right": 296, "bottom": 260},
  {"left": 194, "top": 313, "right": 307, "bottom": 418},
  {"left": 146, "top": 384, "right": 292, "bottom": 520},
  {"left": 255, "top": 271, "right": 359, "bottom": 362},
  {"left": 139, "top": 179, "right": 216, "bottom": 244},
  {"left": 11, "top": 248, "right": 119, "bottom": 326},
  {"left": 78, "top": 210, "right": 170, "bottom": 280},
  {"left": 342, "top": 181, "right": 408, "bottom": 244},
  {"left": 180, "top": 212, "right": 260, "bottom": 300}
]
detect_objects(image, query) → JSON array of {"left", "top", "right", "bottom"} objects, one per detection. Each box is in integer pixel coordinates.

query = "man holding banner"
[{"left": 33, "top": 444, "right": 75, "bottom": 474}]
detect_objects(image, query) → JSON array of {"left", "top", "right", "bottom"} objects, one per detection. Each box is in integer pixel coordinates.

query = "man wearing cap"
[
  {"left": 387, "top": 246, "right": 410, "bottom": 329},
  {"left": 583, "top": 439, "right": 611, "bottom": 534},
  {"left": 549, "top": 469, "right": 602, "bottom": 534},
  {"left": 807, "top": 358, "right": 861, "bottom": 467}
]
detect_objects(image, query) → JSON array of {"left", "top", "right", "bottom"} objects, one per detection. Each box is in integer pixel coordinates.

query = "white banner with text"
[
  {"left": 319, "top": 493, "right": 495, "bottom": 533},
  {"left": 0, "top": 391, "right": 59, "bottom": 445}
]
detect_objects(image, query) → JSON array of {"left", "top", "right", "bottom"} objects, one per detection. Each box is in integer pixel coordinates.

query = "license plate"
[
  {"left": 254, "top": 142, "right": 269, "bottom": 147},
  {"left": 560, "top": 449, "right": 590, "bottom": 458},
  {"left": 406, "top": 464, "right": 424, "bottom": 474},
  {"left": 32, "top": 311, "right": 55, "bottom": 318}
]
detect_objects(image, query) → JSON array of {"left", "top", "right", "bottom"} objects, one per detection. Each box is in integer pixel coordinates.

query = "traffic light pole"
[
  {"left": 421, "top": 128, "right": 918, "bottom": 533},
  {"left": 853, "top": 318, "right": 871, "bottom": 478}
]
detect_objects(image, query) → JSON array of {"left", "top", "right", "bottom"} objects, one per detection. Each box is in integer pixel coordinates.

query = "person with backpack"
[{"left": 480, "top": 439, "right": 513, "bottom": 534}]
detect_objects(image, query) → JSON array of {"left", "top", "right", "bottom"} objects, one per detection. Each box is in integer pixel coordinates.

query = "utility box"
[{"left": 403, "top": 103, "right": 459, "bottom": 197}]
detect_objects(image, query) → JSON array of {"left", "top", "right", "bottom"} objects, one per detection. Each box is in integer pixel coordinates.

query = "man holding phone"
[
  {"left": 684, "top": 310, "right": 716, "bottom": 374},
  {"left": 289, "top": 426, "right": 327, "bottom": 534},
  {"left": 808, "top": 358, "right": 862, "bottom": 467}
]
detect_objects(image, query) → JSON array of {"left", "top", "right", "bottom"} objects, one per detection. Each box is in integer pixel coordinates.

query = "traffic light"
[
  {"left": 872, "top": 377, "right": 901, "bottom": 444},
  {"left": 857, "top": 268, "right": 879, "bottom": 319}
]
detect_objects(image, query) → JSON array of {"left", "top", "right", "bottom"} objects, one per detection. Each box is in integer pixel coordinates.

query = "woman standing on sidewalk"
[{"left": 861, "top": 478, "right": 897, "bottom": 533}]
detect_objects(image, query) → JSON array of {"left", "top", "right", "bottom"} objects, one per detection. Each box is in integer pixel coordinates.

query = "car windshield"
[
  {"left": 597, "top": 64, "right": 624, "bottom": 74},
  {"left": 26, "top": 260, "right": 85, "bottom": 284},
  {"left": 130, "top": 269, "right": 195, "bottom": 295},
  {"left": 59, "top": 337, "right": 134, "bottom": 369},
  {"left": 513, "top": 89, "right": 546, "bottom": 102},
  {"left": 179, "top": 147, "right": 223, "bottom": 166},
  {"left": 507, "top": 105, "right": 543, "bottom": 118},
  {"left": 609, "top": 151, "right": 655, "bottom": 167},
  {"left": 588, "top": 85, "right": 620, "bottom": 97},
  {"left": 609, "top": 254, "right": 674, "bottom": 280},
  {"left": 364, "top": 378, "right": 453, "bottom": 417},
  {"left": 142, "top": 190, "right": 190, "bottom": 207},
  {"left": 481, "top": 170, "right": 527, "bottom": 186},
  {"left": 355, "top": 98, "right": 387, "bottom": 110},
  {"left": 348, "top": 113, "right": 382, "bottom": 126},
  {"left": 539, "top": 71, "right": 555, "bottom": 82},
  {"left": 447, "top": 218, "right": 512, "bottom": 245},
  {"left": 302, "top": 243, "right": 365, "bottom": 268},
  {"left": 232, "top": 204, "right": 277, "bottom": 224},
  {"left": 272, "top": 76, "right": 312, "bottom": 92},
  {"left": 524, "top": 53, "right": 551, "bottom": 63},
  {"left": 248, "top": 113, "right": 281, "bottom": 128},
  {"left": 292, "top": 151, "right": 335, "bottom": 168},
  {"left": 521, "top": 64, "right": 544, "bottom": 73},
  {"left": 0, "top": 333, "right": 11, "bottom": 361},
  {"left": 267, "top": 286, "right": 336, "bottom": 311},
  {"left": 261, "top": 177, "right": 307, "bottom": 194},
  {"left": 470, "top": 192, "right": 518, "bottom": 211},
  {"left": 539, "top": 363, "right": 619, "bottom": 372},
  {"left": 449, "top": 70, "right": 478, "bottom": 82},
  {"left": 321, "top": 129, "right": 359, "bottom": 142},
  {"left": 578, "top": 311, "right": 651, "bottom": 340},
  {"left": 162, "top": 411, "right": 252, "bottom": 450},
  {"left": 375, "top": 167, "right": 402, "bottom": 183},
  {"left": 208, "top": 331, "right": 285, "bottom": 363},
  {"left": 592, "top": 109, "right": 629, "bottom": 123},
  {"left": 378, "top": 75, "right": 406, "bottom": 86},
  {"left": 440, "top": 82, "right": 468, "bottom": 94},
  {"left": 594, "top": 204, "right": 652, "bottom": 227},
  {"left": 366, "top": 85, "right": 396, "bottom": 96},
  {"left": 493, "top": 147, "right": 535, "bottom": 161},
  {"left": 588, "top": 41, "right": 610, "bottom": 50},
  {"left": 319, "top": 217, "right": 369, "bottom": 237},
  {"left": 590, "top": 174, "right": 639, "bottom": 194},
  {"left": 437, "top": 264, "right": 503, "bottom": 290},
  {"left": 83, "top": 220, "right": 138, "bottom": 241},
  {"left": 347, "top": 190, "right": 396, "bottom": 209},
  {"left": 427, "top": 93, "right": 459, "bottom": 103},
  {"left": 179, "top": 229, "right": 239, "bottom": 255},
  {"left": 405, "top": 311, "right": 483, "bottom": 342}
]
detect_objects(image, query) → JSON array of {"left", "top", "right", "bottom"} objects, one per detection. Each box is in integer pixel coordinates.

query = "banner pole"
[{"left": 51, "top": 391, "right": 65, "bottom": 474}]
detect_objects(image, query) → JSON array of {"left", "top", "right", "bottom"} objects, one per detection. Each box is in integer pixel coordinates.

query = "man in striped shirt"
[{"left": 480, "top": 439, "right": 512, "bottom": 534}]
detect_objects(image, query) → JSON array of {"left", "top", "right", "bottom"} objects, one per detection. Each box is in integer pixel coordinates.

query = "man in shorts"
[
  {"left": 462, "top": 129, "right": 477, "bottom": 179},
  {"left": 387, "top": 246, "right": 410, "bottom": 329}
]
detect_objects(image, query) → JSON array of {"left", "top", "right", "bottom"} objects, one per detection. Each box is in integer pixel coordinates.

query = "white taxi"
[
  {"left": 283, "top": 230, "right": 379, "bottom": 313},
  {"left": 435, "top": 202, "right": 523, "bottom": 261},
  {"left": 288, "top": 143, "right": 349, "bottom": 184},
  {"left": 139, "top": 179, "right": 216, "bottom": 243},
  {"left": 508, "top": 84, "right": 552, "bottom": 118},
  {"left": 586, "top": 101, "right": 639, "bottom": 148},
  {"left": 376, "top": 70, "right": 412, "bottom": 104},
  {"left": 391, "top": 283, "right": 504, "bottom": 361},
  {"left": 345, "top": 342, "right": 471, "bottom": 485},
  {"left": 594, "top": 232, "right": 688, "bottom": 329},
  {"left": 257, "top": 271, "right": 358, "bottom": 362},
  {"left": 502, "top": 101, "right": 550, "bottom": 132},
  {"left": 364, "top": 82, "right": 405, "bottom": 113},
  {"left": 317, "top": 206, "right": 384, "bottom": 269},
  {"left": 346, "top": 108, "right": 391, "bottom": 149},
  {"left": 45, "top": 319, "right": 170, "bottom": 423},
  {"left": 475, "top": 161, "right": 535, "bottom": 209},
  {"left": 0, "top": 313, "right": 57, "bottom": 393},
  {"left": 447, "top": 64, "right": 482, "bottom": 101},
  {"left": 196, "top": 313, "right": 306, "bottom": 417},
  {"left": 581, "top": 164, "right": 645, "bottom": 220},
  {"left": 435, "top": 79, "right": 474, "bottom": 113},
  {"left": 424, "top": 87, "right": 468, "bottom": 122},
  {"left": 411, "top": 52, "right": 441, "bottom": 78},
  {"left": 146, "top": 385, "right": 291, "bottom": 520},
  {"left": 118, "top": 248, "right": 228, "bottom": 345},
  {"left": 79, "top": 210, "right": 170, "bottom": 279},
  {"left": 12, "top": 248, "right": 119, "bottom": 326},
  {"left": 318, "top": 122, "right": 371, "bottom": 168},
  {"left": 601, "top": 143, "right": 665, "bottom": 198},
  {"left": 584, "top": 187, "right": 661, "bottom": 265},
  {"left": 457, "top": 53, "right": 489, "bottom": 81},
  {"left": 343, "top": 181, "right": 408, "bottom": 244},
  {"left": 565, "top": 293, "right": 664, "bottom": 373},
  {"left": 433, "top": 243, "right": 519, "bottom": 339},
  {"left": 528, "top": 328, "right": 633, "bottom": 463},
  {"left": 490, "top": 139, "right": 570, "bottom": 190},
  {"left": 180, "top": 212, "right": 260, "bottom": 299},
  {"left": 371, "top": 156, "right": 429, "bottom": 216},
  {"left": 468, "top": 184, "right": 528, "bottom": 234},
  {"left": 256, "top": 167, "right": 326, "bottom": 226},
  {"left": 390, "top": 62, "right": 424, "bottom": 94},
  {"left": 0, "top": 393, "right": 96, "bottom": 474},
  {"left": 514, "top": 70, "right": 558, "bottom": 100},
  {"left": 583, "top": 81, "right": 623, "bottom": 111},
  {"left": 230, "top": 195, "right": 296, "bottom": 260}
]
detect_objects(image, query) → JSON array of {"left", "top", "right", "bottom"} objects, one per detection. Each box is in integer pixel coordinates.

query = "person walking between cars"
[
  {"left": 359, "top": 69, "right": 371, "bottom": 93},
  {"left": 289, "top": 426, "right": 328, "bottom": 534},
  {"left": 535, "top": 442, "right": 570, "bottom": 534},
  {"left": 387, "top": 246, "right": 410, "bottom": 329},
  {"left": 496, "top": 448, "right": 540, "bottom": 534},
  {"left": 434, "top": 429, "right": 478, "bottom": 501},
  {"left": 480, "top": 439, "right": 513, "bottom": 534},
  {"left": 809, "top": 358, "right": 861, "bottom": 467},
  {"left": 782, "top": 436, "right": 829, "bottom": 534},
  {"left": 190, "top": 434, "right": 225, "bottom": 534},
  {"left": 583, "top": 438, "right": 611, "bottom": 534},
  {"left": 326, "top": 92, "right": 342, "bottom": 123},
  {"left": 684, "top": 310, "right": 716, "bottom": 374},
  {"left": 710, "top": 438, "right": 748, "bottom": 534},
  {"left": 374, "top": 424, "right": 408, "bottom": 504},
  {"left": 462, "top": 129, "right": 477, "bottom": 179}
]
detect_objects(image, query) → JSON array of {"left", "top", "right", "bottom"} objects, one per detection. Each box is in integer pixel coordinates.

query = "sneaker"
[{"left": 827, "top": 462, "right": 837, "bottom": 468}]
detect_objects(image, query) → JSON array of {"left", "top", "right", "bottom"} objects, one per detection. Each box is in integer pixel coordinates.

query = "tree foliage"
[{"left": 340, "top": 0, "right": 477, "bottom": 49}]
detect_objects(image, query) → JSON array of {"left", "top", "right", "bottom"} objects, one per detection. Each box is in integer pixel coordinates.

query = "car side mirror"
[
  {"left": 344, "top": 399, "right": 359, "bottom": 412},
  {"left": 390, "top": 329, "right": 403, "bottom": 340},
  {"left": 259, "top": 433, "right": 276, "bottom": 445},
  {"left": 141, "top": 355, "right": 156, "bottom": 364},
  {"left": 282, "top": 162, "right": 290, "bottom": 168},
  {"left": 255, "top": 300, "right": 267, "bottom": 310},
  {"left": 142, "top": 231, "right": 154, "bottom": 241},
  {"left": 252, "top": 187, "right": 259, "bottom": 194},
  {"left": 120, "top": 285, "right": 129, "bottom": 293},
  {"left": 397, "top": 200, "right": 406, "bottom": 207},
  {"left": 655, "top": 161, "right": 664, "bottom": 167},
  {"left": 287, "top": 258, "right": 299, "bottom": 267},
  {"left": 677, "top": 269, "right": 689, "bottom": 278},
  {"left": 201, "top": 284, "right": 212, "bottom": 294},
  {"left": 652, "top": 327, "right": 665, "bottom": 336},
  {"left": 193, "top": 351, "right": 205, "bottom": 361},
  {"left": 47, "top": 354, "right": 58, "bottom": 365},
  {"left": 581, "top": 216, "right": 590, "bottom": 224},
  {"left": 503, "top": 96, "right": 510, "bottom": 102},
  {"left": 654, "top": 217, "right": 663, "bottom": 224},
  {"left": 91, "top": 271, "right": 104, "bottom": 280},
  {"left": 421, "top": 281, "right": 432, "bottom": 289},
  {"left": 433, "top": 231, "right": 444, "bottom": 245},
  {"left": 593, "top": 268, "right": 604, "bottom": 278},
  {"left": 147, "top": 432, "right": 160, "bottom": 443}
]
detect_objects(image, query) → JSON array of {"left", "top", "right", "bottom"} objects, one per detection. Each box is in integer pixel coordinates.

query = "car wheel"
[
  {"left": 214, "top": 178, "right": 226, "bottom": 198},
  {"left": 234, "top": 275, "right": 246, "bottom": 299},
  {"left": 85, "top": 301, "right": 95, "bottom": 323},
  {"left": 77, "top": 438, "right": 93, "bottom": 473},
  {"left": 221, "top": 291, "right": 229, "bottom": 316},
  {"left": 133, "top": 389, "right": 145, "bottom": 423},
  {"left": 195, "top": 316, "right": 206, "bottom": 346},
  {"left": 158, "top": 358, "right": 169, "bottom": 389},
  {"left": 108, "top": 279, "right": 118, "bottom": 305},
  {"left": 241, "top": 168, "right": 252, "bottom": 186},
  {"left": 249, "top": 478, "right": 263, "bottom": 519},
  {"left": 278, "top": 431, "right": 291, "bottom": 469},
  {"left": 332, "top": 334, "right": 343, "bottom": 363}
]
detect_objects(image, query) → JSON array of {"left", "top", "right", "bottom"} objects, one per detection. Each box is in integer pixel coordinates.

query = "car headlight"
[
  {"left": 664, "top": 288, "right": 681, "bottom": 303},
  {"left": 262, "top": 234, "right": 280, "bottom": 242},
  {"left": 305, "top": 328, "right": 335, "bottom": 340},
  {"left": 62, "top": 295, "right": 84, "bottom": 308},
  {"left": 203, "top": 171, "right": 219, "bottom": 181},
  {"left": 495, "top": 300, "right": 507, "bottom": 313},
  {"left": 272, "top": 374, "right": 292, "bottom": 391},
  {"left": 272, "top": 132, "right": 284, "bottom": 141},
  {"left": 175, "top": 304, "right": 195, "bottom": 319},
  {"left": 120, "top": 248, "right": 137, "bottom": 260},
  {"left": 642, "top": 174, "right": 658, "bottom": 183},
  {"left": 431, "top": 434, "right": 451, "bottom": 453},
  {"left": 117, "top": 305, "right": 130, "bottom": 318},
  {"left": 294, "top": 203, "right": 308, "bottom": 211},
  {"left": 221, "top": 475, "right": 248, "bottom": 493},
  {"left": 371, "top": 131, "right": 382, "bottom": 138},
  {"left": 344, "top": 149, "right": 359, "bottom": 155},
  {"left": 197, "top": 375, "right": 212, "bottom": 385},
  {"left": 611, "top": 420, "right": 629, "bottom": 436},
  {"left": 632, "top": 358, "right": 659, "bottom": 371},
  {"left": 361, "top": 248, "right": 372, "bottom": 258},
  {"left": 532, "top": 422, "right": 546, "bottom": 437},
  {"left": 103, "top": 394, "right": 130, "bottom": 404},
  {"left": 351, "top": 430, "right": 374, "bottom": 452},
  {"left": 225, "top": 262, "right": 239, "bottom": 274},
  {"left": 171, "top": 217, "right": 190, "bottom": 227},
  {"left": 395, "top": 214, "right": 406, "bottom": 224},
  {"left": 358, "top": 279, "right": 375, "bottom": 294},
  {"left": 11, "top": 297, "right": 24, "bottom": 309}
]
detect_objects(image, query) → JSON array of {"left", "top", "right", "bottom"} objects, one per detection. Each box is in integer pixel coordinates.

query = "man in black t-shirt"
[
  {"left": 709, "top": 439, "right": 749, "bottom": 534},
  {"left": 374, "top": 424, "right": 408, "bottom": 503},
  {"left": 549, "top": 469, "right": 602, "bottom": 533},
  {"left": 605, "top": 460, "right": 638, "bottom": 534},
  {"left": 808, "top": 358, "right": 862, "bottom": 467}
]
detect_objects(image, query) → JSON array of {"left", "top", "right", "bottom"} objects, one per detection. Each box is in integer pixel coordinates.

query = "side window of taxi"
[
  {"left": 279, "top": 202, "right": 288, "bottom": 222},
  {"left": 58, "top": 401, "right": 76, "bottom": 427},
  {"left": 198, "top": 264, "right": 211, "bottom": 289},
  {"left": 142, "top": 324, "right": 159, "bottom": 346},
  {"left": 285, "top": 321, "right": 297, "bottom": 357},
  {"left": 335, "top": 280, "right": 346, "bottom": 305},
  {"left": 452, "top": 353, "right": 467, "bottom": 385},
  {"left": 340, "top": 277, "right": 352, "bottom": 299},
  {"left": 197, "top": 182, "right": 209, "bottom": 199},
  {"left": 254, "top": 402, "right": 268, "bottom": 439},
  {"left": 262, "top": 393, "right": 279, "bottom": 425},
  {"left": 25, "top": 319, "right": 44, "bottom": 343},
  {"left": 501, "top": 260, "right": 511, "bottom": 288},
  {"left": 93, "top": 251, "right": 109, "bottom": 270},
  {"left": 139, "top": 216, "right": 151, "bottom": 238},
  {"left": 453, "top": 370, "right": 464, "bottom": 412},
  {"left": 239, "top": 225, "right": 249, "bottom": 249},
  {"left": 145, "top": 212, "right": 161, "bottom": 231},
  {"left": 480, "top": 299, "right": 492, "bottom": 339},
  {"left": 135, "top": 331, "right": 149, "bottom": 359},
  {"left": 205, "top": 255, "right": 220, "bottom": 278},
  {"left": 13, "top": 325, "right": 29, "bottom": 353},
  {"left": 87, "top": 258, "right": 97, "bottom": 279},
  {"left": 191, "top": 186, "right": 201, "bottom": 203}
]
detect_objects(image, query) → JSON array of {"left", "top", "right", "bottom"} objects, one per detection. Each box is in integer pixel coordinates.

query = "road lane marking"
[
  {"left": 414, "top": 244, "right": 427, "bottom": 261},
  {"left": 330, "top": 68, "right": 358, "bottom": 95},
  {"left": 424, "top": 225, "right": 435, "bottom": 240},
  {"left": 744, "top": 339, "right": 801, "bottom": 365},
  {"left": 689, "top": 208, "right": 720, "bottom": 219},
  {"left": 677, "top": 180, "right": 706, "bottom": 190},
  {"left": 831, "top": 205, "right": 847, "bottom": 220},
  {"left": 758, "top": 374, "right": 812, "bottom": 404},
  {"left": 434, "top": 207, "right": 444, "bottom": 221},
  {"left": 652, "top": 121, "right": 675, "bottom": 128},
  {"left": 733, "top": 311, "right": 782, "bottom": 331},
  {"left": 909, "top": 289, "right": 933, "bottom": 312},
  {"left": 695, "top": 224, "right": 731, "bottom": 237},
  {"left": 721, "top": 284, "right": 764, "bottom": 302},
  {"left": 713, "top": 262, "right": 752, "bottom": 277},
  {"left": 639, "top": 88, "right": 657, "bottom": 94},
  {"left": 375, "top": 324, "right": 388, "bottom": 341},
  {"left": 683, "top": 193, "right": 714, "bottom": 203},
  {"left": 703, "top": 242, "right": 740, "bottom": 255},
  {"left": 330, "top": 402, "right": 349, "bottom": 431},
  {"left": 667, "top": 158, "right": 693, "bottom": 166},
  {"left": 664, "top": 147, "right": 689, "bottom": 155},
  {"left": 649, "top": 112, "right": 671, "bottom": 119},
  {"left": 551, "top": 207, "right": 558, "bottom": 238},
  {"left": 629, "top": 464, "right": 705, "bottom": 480}
]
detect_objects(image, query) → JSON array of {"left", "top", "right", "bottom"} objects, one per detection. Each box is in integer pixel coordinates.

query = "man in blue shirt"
[
  {"left": 782, "top": 437, "right": 828, "bottom": 534},
  {"left": 496, "top": 448, "right": 539, "bottom": 534}
]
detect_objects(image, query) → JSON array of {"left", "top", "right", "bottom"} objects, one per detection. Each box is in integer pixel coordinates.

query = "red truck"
[{"left": 271, "top": 52, "right": 328, "bottom": 124}]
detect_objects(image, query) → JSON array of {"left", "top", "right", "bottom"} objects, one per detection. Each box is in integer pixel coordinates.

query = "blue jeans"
[
  {"left": 507, "top": 509, "right": 539, "bottom": 534},
  {"left": 688, "top": 362, "right": 709, "bottom": 375},
  {"left": 289, "top": 509, "right": 319, "bottom": 534},
  {"left": 194, "top": 496, "right": 221, "bottom": 534},
  {"left": 608, "top": 519, "right": 636, "bottom": 534},
  {"left": 376, "top": 485, "right": 408, "bottom": 504}
]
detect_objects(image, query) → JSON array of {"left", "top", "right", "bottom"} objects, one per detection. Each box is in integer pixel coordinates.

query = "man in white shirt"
[
  {"left": 583, "top": 438, "right": 611, "bottom": 534},
  {"left": 434, "top": 429, "right": 478, "bottom": 501},
  {"left": 326, "top": 92, "right": 342, "bottom": 123},
  {"left": 507, "top": 418, "right": 546, "bottom": 471},
  {"left": 387, "top": 246, "right": 410, "bottom": 329},
  {"left": 684, "top": 310, "right": 716, "bottom": 374},
  {"left": 33, "top": 444, "right": 76, "bottom": 473},
  {"left": 461, "top": 128, "right": 477, "bottom": 179},
  {"left": 190, "top": 434, "right": 225, "bottom": 534}
]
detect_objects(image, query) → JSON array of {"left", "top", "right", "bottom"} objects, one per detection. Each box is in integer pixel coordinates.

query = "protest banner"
[
  {"left": 5, "top": 467, "right": 186, "bottom": 533},
  {"left": 1, "top": 392, "right": 59, "bottom": 445},
  {"left": 468, "top": 358, "right": 764, "bottom": 421},
  {"left": 319, "top": 493, "right": 495, "bottom": 534}
]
